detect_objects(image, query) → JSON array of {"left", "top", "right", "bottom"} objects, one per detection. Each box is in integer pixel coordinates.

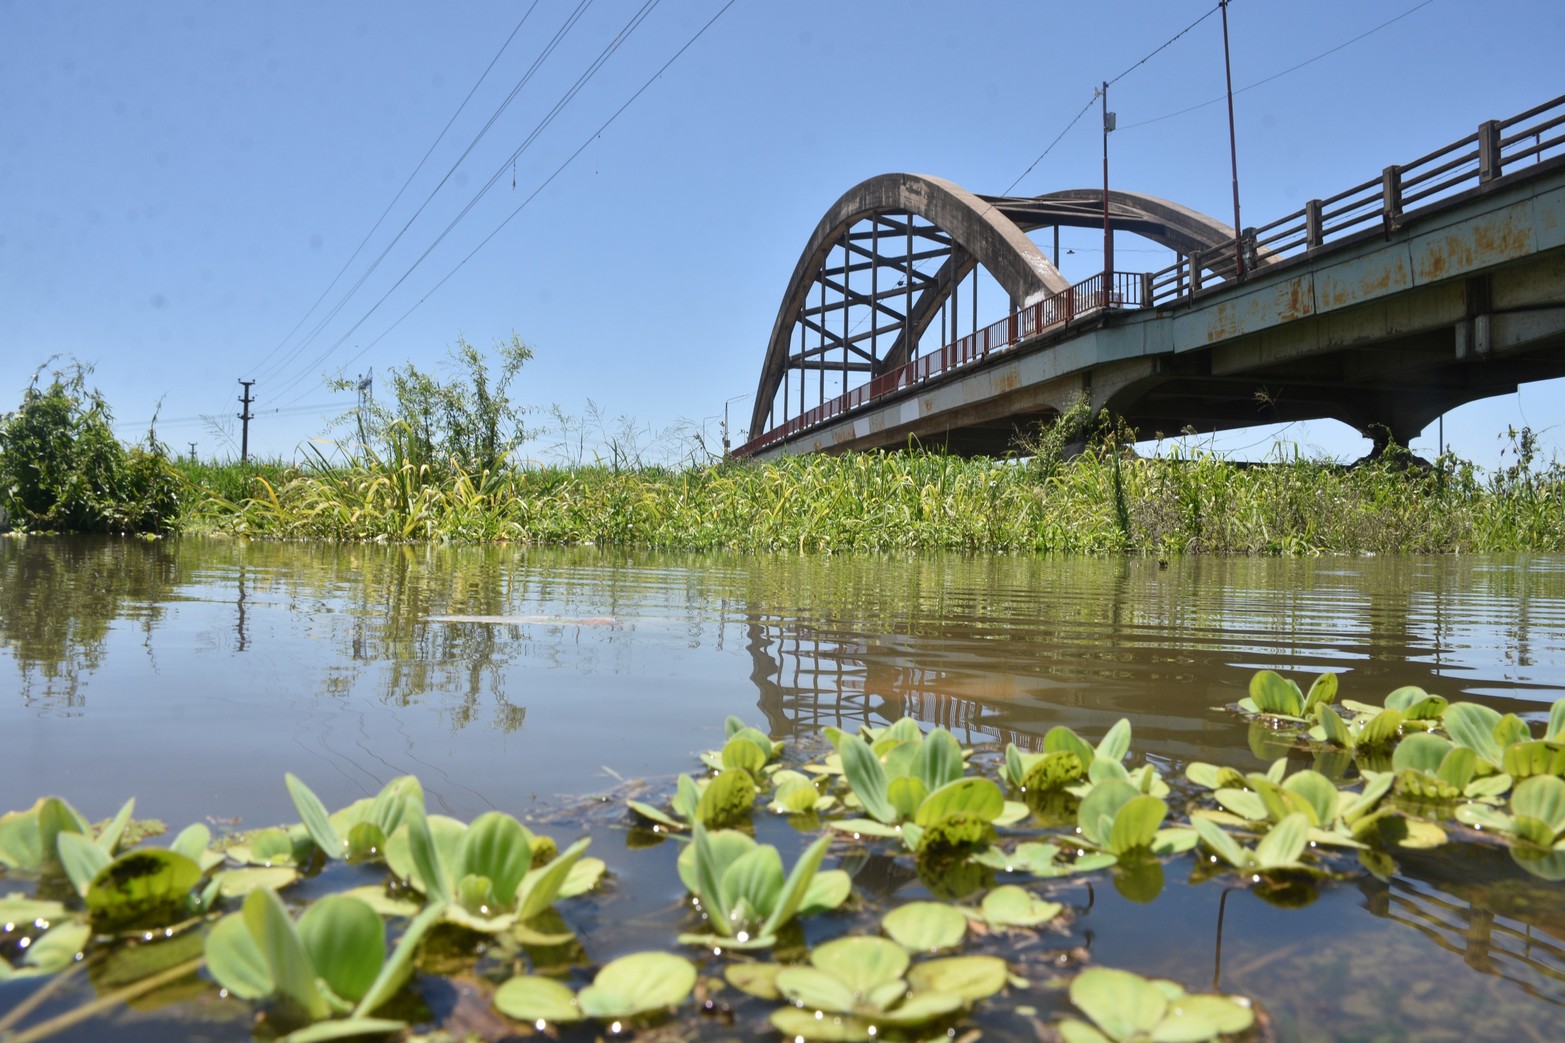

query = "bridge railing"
[
  {"left": 1149, "top": 93, "right": 1565, "bottom": 305},
  {"left": 734, "top": 271, "right": 1141, "bottom": 456}
]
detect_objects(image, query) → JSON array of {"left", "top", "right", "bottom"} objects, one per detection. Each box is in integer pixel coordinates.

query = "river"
[{"left": 3, "top": 537, "right": 1564, "bottom": 1040}]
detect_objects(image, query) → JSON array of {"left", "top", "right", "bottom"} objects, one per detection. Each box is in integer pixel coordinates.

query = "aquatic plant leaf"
[
  {"left": 242, "top": 887, "right": 331, "bottom": 1020},
  {"left": 1341, "top": 772, "right": 1394, "bottom": 822},
  {"left": 1254, "top": 813, "right": 1309, "bottom": 869},
  {"left": 56, "top": 830, "right": 111, "bottom": 899},
  {"left": 1282, "top": 770, "right": 1340, "bottom": 827},
  {"left": 1078, "top": 779, "right": 1140, "bottom": 848},
  {"left": 285, "top": 774, "right": 345, "bottom": 857},
  {"left": 1512, "top": 846, "right": 1565, "bottom": 881},
  {"left": 1314, "top": 703, "right": 1354, "bottom": 748},
  {"left": 799, "top": 868, "right": 852, "bottom": 917},
  {"left": 1357, "top": 708, "right": 1405, "bottom": 748},
  {"left": 22, "top": 920, "right": 90, "bottom": 974},
  {"left": 205, "top": 909, "right": 274, "bottom": 1000},
  {"left": 915, "top": 777, "right": 1005, "bottom": 827},
  {"left": 887, "top": 775, "right": 929, "bottom": 820},
  {"left": 915, "top": 727, "right": 965, "bottom": 791},
  {"left": 493, "top": 975, "right": 583, "bottom": 1024},
  {"left": 1151, "top": 993, "right": 1255, "bottom": 1041},
  {"left": 671, "top": 774, "right": 701, "bottom": 822},
  {"left": 514, "top": 837, "right": 590, "bottom": 922},
  {"left": 1303, "top": 672, "right": 1338, "bottom": 713},
  {"left": 1045, "top": 723, "right": 1095, "bottom": 764},
  {"left": 1444, "top": 703, "right": 1504, "bottom": 766},
  {"left": 761, "top": 834, "right": 833, "bottom": 936},
  {"left": 1504, "top": 741, "right": 1565, "bottom": 779},
  {"left": 1058, "top": 1018, "right": 1117, "bottom": 1043},
  {"left": 214, "top": 865, "right": 301, "bottom": 897},
  {"left": 883, "top": 901, "right": 967, "bottom": 951},
  {"left": 578, "top": 951, "right": 697, "bottom": 1020},
  {"left": 723, "top": 845, "right": 785, "bottom": 930},
  {"left": 295, "top": 895, "right": 384, "bottom": 1005},
  {"left": 813, "top": 935, "right": 910, "bottom": 995},
  {"left": 1095, "top": 718, "right": 1133, "bottom": 765},
  {"left": 724, "top": 962, "right": 782, "bottom": 999},
  {"left": 1249, "top": 671, "right": 1303, "bottom": 717},
  {"left": 1070, "top": 966, "right": 1169, "bottom": 1040},
  {"left": 721, "top": 736, "right": 768, "bottom": 775},
  {"left": 1023, "top": 750, "right": 1087, "bottom": 794},
  {"left": 351, "top": 899, "right": 443, "bottom": 1018},
  {"left": 94, "top": 798, "right": 136, "bottom": 855},
  {"left": 1466, "top": 772, "right": 1513, "bottom": 798},
  {"left": 1213, "top": 787, "right": 1266, "bottom": 822},
  {"left": 774, "top": 966, "right": 860, "bottom": 1016},
  {"left": 981, "top": 884, "right": 1064, "bottom": 927},
  {"left": 398, "top": 803, "right": 450, "bottom": 903},
  {"left": 1496, "top": 714, "right": 1531, "bottom": 749},
  {"left": 905, "top": 954, "right": 1009, "bottom": 1004},
  {"left": 1191, "top": 817, "right": 1248, "bottom": 868},
  {"left": 1393, "top": 733, "right": 1452, "bottom": 776},
  {"left": 85, "top": 848, "right": 202, "bottom": 932},
  {"left": 768, "top": 1006, "right": 877, "bottom": 1041},
  {"left": 455, "top": 812, "right": 532, "bottom": 908},
  {"left": 695, "top": 770, "right": 757, "bottom": 829},
  {"left": 1109, "top": 796, "right": 1167, "bottom": 854},
  {"left": 1151, "top": 827, "right": 1200, "bottom": 855},
  {"left": 1437, "top": 747, "right": 1479, "bottom": 791},
  {"left": 839, "top": 733, "right": 896, "bottom": 824},
  {"left": 828, "top": 817, "right": 902, "bottom": 839},
  {"left": 1549, "top": 699, "right": 1565, "bottom": 743},
  {"left": 1183, "top": 762, "right": 1223, "bottom": 790},
  {"left": 773, "top": 778, "right": 826, "bottom": 813},
  {"left": 1005, "top": 744, "right": 1030, "bottom": 787},
  {"left": 1512, "top": 775, "right": 1565, "bottom": 836},
  {"left": 1089, "top": 756, "right": 1133, "bottom": 786},
  {"left": 686, "top": 825, "right": 735, "bottom": 928},
  {"left": 625, "top": 800, "right": 686, "bottom": 831},
  {"left": 983, "top": 841, "right": 1061, "bottom": 875}
]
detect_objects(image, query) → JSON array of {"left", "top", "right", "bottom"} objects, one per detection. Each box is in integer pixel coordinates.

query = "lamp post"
[{"left": 1101, "top": 81, "right": 1115, "bottom": 303}]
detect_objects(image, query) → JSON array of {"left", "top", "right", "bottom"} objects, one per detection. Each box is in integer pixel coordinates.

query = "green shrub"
[{"left": 0, "top": 362, "right": 181, "bottom": 534}]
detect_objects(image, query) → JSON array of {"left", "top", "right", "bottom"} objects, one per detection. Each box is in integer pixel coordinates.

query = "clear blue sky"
[{"left": 4, "top": 0, "right": 1562, "bottom": 469}]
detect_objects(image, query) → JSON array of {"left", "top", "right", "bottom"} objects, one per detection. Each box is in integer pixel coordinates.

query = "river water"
[{"left": 3, "top": 537, "right": 1565, "bottom": 1040}]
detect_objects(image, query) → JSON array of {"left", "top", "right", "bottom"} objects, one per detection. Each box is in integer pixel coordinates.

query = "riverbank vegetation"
[{"left": 4, "top": 355, "right": 1562, "bottom": 553}]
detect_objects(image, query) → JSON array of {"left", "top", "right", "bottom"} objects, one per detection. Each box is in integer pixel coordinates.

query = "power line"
[
  {"left": 330, "top": 0, "right": 741, "bottom": 379},
  {"left": 260, "top": 0, "right": 601, "bottom": 396},
  {"left": 1119, "top": 0, "right": 1440, "bottom": 131},
  {"left": 1108, "top": 2, "right": 1222, "bottom": 87},
  {"left": 269, "top": 0, "right": 662, "bottom": 408},
  {"left": 249, "top": 1, "right": 548, "bottom": 385}
]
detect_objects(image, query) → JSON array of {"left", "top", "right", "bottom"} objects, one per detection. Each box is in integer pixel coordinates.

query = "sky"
[{"left": 3, "top": 0, "right": 1562, "bottom": 470}]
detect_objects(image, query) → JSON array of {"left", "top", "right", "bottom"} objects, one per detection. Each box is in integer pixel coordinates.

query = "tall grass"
[{"left": 184, "top": 436, "right": 1565, "bottom": 555}]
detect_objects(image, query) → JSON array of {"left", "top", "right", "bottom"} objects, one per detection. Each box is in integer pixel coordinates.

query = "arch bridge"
[{"left": 736, "top": 94, "right": 1565, "bottom": 458}]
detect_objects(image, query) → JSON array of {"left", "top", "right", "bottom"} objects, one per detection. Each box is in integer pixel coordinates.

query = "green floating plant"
[
  {"left": 768, "top": 769, "right": 838, "bottom": 815},
  {"left": 1239, "top": 670, "right": 1338, "bottom": 722},
  {"left": 1057, "top": 966, "right": 1254, "bottom": 1043},
  {"left": 1075, "top": 778, "right": 1192, "bottom": 861},
  {"left": 1191, "top": 812, "right": 1311, "bottom": 875},
  {"left": 698, "top": 716, "right": 782, "bottom": 774},
  {"left": 1390, "top": 732, "right": 1512, "bottom": 802},
  {"left": 724, "top": 935, "right": 1008, "bottom": 1042},
  {"left": 204, "top": 887, "right": 441, "bottom": 1042},
  {"left": 627, "top": 768, "right": 758, "bottom": 832},
  {"left": 675, "top": 824, "right": 850, "bottom": 949},
  {"left": 380, "top": 803, "right": 599, "bottom": 933},
  {"left": 285, "top": 773, "right": 424, "bottom": 864},
  {"left": 1457, "top": 774, "right": 1565, "bottom": 878},
  {"left": 0, "top": 795, "right": 136, "bottom": 874},
  {"left": 827, "top": 723, "right": 1023, "bottom": 854},
  {"left": 493, "top": 951, "right": 697, "bottom": 1028},
  {"left": 56, "top": 822, "right": 220, "bottom": 934}
]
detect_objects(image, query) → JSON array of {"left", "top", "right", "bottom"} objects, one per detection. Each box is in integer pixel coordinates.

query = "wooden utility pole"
[{"left": 238, "top": 380, "right": 255, "bottom": 463}]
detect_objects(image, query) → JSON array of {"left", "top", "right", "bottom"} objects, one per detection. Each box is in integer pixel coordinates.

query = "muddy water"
[{"left": 3, "top": 537, "right": 1564, "bottom": 1040}]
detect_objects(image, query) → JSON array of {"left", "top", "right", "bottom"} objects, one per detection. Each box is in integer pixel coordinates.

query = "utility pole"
[
  {"left": 187, "top": 441, "right": 198, "bottom": 462},
  {"left": 1100, "top": 81, "right": 1115, "bottom": 304},
  {"left": 237, "top": 380, "right": 255, "bottom": 463},
  {"left": 356, "top": 368, "right": 374, "bottom": 450},
  {"left": 1221, "top": 0, "right": 1244, "bottom": 279}
]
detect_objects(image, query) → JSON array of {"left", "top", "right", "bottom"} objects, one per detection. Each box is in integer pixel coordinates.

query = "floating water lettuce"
[
  {"left": 698, "top": 716, "right": 781, "bottom": 774},
  {"left": 676, "top": 825, "right": 849, "bottom": 949},
  {"left": 381, "top": 804, "right": 597, "bottom": 932},
  {"left": 1239, "top": 670, "right": 1338, "bottom": 721},
  {"left": 768, "top": 769, "right": 838, "bottom": 815},
  {"left": 494, "top": 951, "right": 697, "bottom": 1027},
  {"left": 1057, "top": 966, "right": 1253, "bottom": 1043},
  {"left": 1075, "top": 778, "right": 1190, "bottom": 859},
  {"left": 1390, "top": 732, "right": 1512, "bottom": 802},
  {"left": 627, "top": 769, "right": 758, "bottom": 832},
  {"left": 722, "top": 935, "right": 1008, "bottom": 1042},
  {"left": 285, "top": 773, "right": 424, "bottom": 864},
  {"left": 204, "top": 888, "right": 441, "bottom": 1041},
  {"left": 0, "top": 796, "right": 135, "bottom": 874},
  {"left": 882, "top": 901, "right": 967, "bottom": 951},
  {"left": 1191, "top": 812, "right": 1311, "bottom": 875}
]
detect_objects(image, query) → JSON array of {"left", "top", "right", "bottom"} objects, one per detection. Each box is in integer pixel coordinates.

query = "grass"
[{"left": 169, "top": 438, "right": 1565, "bottom": 555}]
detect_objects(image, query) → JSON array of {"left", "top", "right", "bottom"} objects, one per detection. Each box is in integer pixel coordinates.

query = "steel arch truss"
[{"left": 750, "top": 174, "right": 1250, "bottom": 438}]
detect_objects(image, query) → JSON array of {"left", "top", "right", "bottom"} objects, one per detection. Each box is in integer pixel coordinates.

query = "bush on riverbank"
[{"left": 0, "top": 362, "right": 182, "bottom": 534}]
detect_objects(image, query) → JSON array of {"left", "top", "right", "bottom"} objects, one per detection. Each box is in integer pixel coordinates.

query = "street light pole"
[{"left": 1221, "top": 0, "right": 1244, "bottom": 279}]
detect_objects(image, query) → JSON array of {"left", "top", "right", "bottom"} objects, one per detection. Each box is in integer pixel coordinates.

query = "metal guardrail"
[{"left": 737, "top": 93, "right": 1565, "bottom": 456}]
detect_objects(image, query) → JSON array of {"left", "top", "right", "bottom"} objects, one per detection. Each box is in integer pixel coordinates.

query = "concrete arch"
[{"left": 750, "top": 173, "right": 1069, "bottom": 436}]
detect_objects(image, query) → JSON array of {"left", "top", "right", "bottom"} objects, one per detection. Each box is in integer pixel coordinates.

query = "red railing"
[{"left": 736, "top": 93, "right": 1565, "bottom": 457}]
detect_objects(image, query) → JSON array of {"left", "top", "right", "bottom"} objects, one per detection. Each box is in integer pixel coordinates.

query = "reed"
[{"left": 184, "top": 438, "right": 1565, "bottom": 554}]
